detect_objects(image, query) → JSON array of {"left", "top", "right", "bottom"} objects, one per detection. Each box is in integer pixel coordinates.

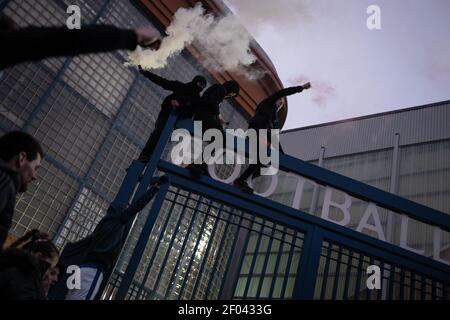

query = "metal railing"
[{"left": 105, "top": 111, "right": 450, "bottom": 300}]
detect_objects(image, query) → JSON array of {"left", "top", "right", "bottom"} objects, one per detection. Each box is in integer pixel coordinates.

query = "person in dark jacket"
[
  {"left": 0, "top": 131, "right": 43, "bottom": 249},
  {"left": 233, "top": 82, "right": 311, "bottom": 193},
  {"left": 137, "top": 66, "right": 207, "bottom": 163},
  {"left": 187, "top": 81, "right": 240, "bottom": 175},
  {"left": 9, "top": 229, "right": 60, "bottom": 298},
  {"left": 0, "top": 14, "right": 161, "bottom": 70},
  {"left": 194, "top": 81, "right": 240, "bottom": 130},
  {"left": 49, "top": 175, "right": 168, "bottom": 300},
  {"left": 0, "top": 248, "right": 47, "bottom": 300}
]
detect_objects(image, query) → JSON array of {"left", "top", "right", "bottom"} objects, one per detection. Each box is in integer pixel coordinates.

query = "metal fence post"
[
  {"left": 292, "top": 226, "right": 324, "bottom": 299},
  {"left": 115, "top": 181, "right": 170, "bottom": 300}
]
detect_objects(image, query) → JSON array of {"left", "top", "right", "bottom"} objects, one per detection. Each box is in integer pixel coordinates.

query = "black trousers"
[
  {"left": 238, "top": 123, "right": 284, "bottom": 181},
  {"left": 193, "top": 111, "right": 226, "bottom": 169},
  {"left": 139, "top": 112, "right": 168, "bottom": 158}
]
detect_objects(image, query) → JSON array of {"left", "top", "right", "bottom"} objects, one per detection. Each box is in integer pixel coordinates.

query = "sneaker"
[{"left": 233, "top": 179, "right": 254, "bottom": 194}]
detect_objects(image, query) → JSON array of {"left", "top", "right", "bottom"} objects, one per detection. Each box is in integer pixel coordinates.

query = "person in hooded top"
[
  {"left": 137, "top": 66, "right": 207, "bottom": 163},
  {"left": 234, "top": 82, "right": 311, "bottom": 193},
  {"left": 187, "top": 80, "right": 241, "bottom": 176}
]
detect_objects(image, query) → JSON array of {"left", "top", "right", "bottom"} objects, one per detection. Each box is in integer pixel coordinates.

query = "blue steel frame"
[
  {"left": 227, "top": 213, "right": 257, "bottom": 299},
  {"left": 111, "top": 111, "right": 450, "bottom": 300},
  {"left": 241, "top": 216, "right": 266, "bottom": 298},
  {"left": 134, "top": 188, "right": 186, "bottom": 299},
  {"left": 267, "top": 225, "right": 289, "bottom": 298},
  {"left": 145, "top": 189, "right": 192, "bottom": 298},
  {"left": 255, "top": 220, "right": 277, "bottom": 298},
  {"left": 189, "top": 202, "right": 225, "bottom": 299},
  {"left": 164, "top": 193, "right": 205, "bottom": 298},
  {"left": 204, "top": 207, "right": 244, "bottom": 300}
]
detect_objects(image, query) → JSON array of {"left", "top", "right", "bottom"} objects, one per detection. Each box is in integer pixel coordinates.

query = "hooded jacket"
[
  {"left": 250, "top": 86, "right": 304, "bottom": 129},
  {"left": 139, "top": 69, "right": 203, "bottom": 119},
  {"left": 48, "top": 183, "right": 161, "bottom": 300},
  {"left": 197, "top": 84, "right": 228, "bottom": 118},
  {"left": 0, "top": 159, "right": 21, "bottom": 249}
]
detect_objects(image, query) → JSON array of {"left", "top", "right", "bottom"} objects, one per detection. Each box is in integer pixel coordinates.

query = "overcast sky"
[{"left": 224, "top": 0, "right": 450, "bottom": 130}]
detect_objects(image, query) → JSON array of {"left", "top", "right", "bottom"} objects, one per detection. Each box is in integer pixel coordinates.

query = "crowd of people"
[{"left": 0, "top": 14, "right": 310, "bottom": 300}]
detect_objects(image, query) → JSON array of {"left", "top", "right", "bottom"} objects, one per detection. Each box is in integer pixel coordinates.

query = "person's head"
[
  {"left": 42, "top": 265, "right": 60, "bottom": 295},
  {"left": 47, "top": 266, "right": 60, "bottom": 285},
  {"left": 13, "top": 230, "right": 60, "bottom": 297},
  {"left": 11, "top": 230, "right": 60, "bottom": 273},
  {"left": 0, "top": 131, "right": 43, "bottom": 193},
  {"left": 191, "top": 75, "right": 207, "bottom": 93},
  {"left": 223, "top": 81, "right": 240, "bottom": 98}
]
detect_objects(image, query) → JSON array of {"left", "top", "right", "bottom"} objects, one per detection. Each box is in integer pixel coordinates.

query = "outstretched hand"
[
  {"left": 135, "top": 26, "right": 162, "bottom": 50},
  {"left": 302, "top": 82, "right": 312, "bottom": 90}
]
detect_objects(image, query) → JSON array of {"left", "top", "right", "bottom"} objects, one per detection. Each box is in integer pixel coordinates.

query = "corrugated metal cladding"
[{"left": 280, "top": 101, "right": 450, "bottom": 161}]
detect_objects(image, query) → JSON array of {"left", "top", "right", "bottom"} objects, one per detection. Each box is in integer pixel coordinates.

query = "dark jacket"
[
  {"left": 139, "top": 70, "right": 202, "bottom": 119},
  {"left": 193, "top": 84, "right": 228, "bottom": 131},
  {"left": 0, "top": 159, "right": 20, "bottom": 249},
  {"left": 250, "top": 86, "right": 304, "bottom": 129},
  {"left": 49, "top": 184, "right": 160, "bottom": 300},
  {"left": 0, "top": 248, "right": 46, "bottom": 300},
  {"left": 83, "top": 185, "right": 159, "bottom": 272},
  {"left": 1, "top": 25, "right": 138, "bottom": 70},
  {"left": 197, "top": 84, "right": 227, "bottom": 117}
]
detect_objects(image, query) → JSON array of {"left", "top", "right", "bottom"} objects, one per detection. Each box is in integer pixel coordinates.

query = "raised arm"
[
  {"left": 138, "top": 66, "right": 183, "bottom": 92},
  {"left": 263, "top": 86, "right": 304, "bottom": 106},
  {"left": 1, "top": 24, "right": 160, "bottom": 70},
  {"left": 118, "top": 176, "right": 168, "bottom": 224}
]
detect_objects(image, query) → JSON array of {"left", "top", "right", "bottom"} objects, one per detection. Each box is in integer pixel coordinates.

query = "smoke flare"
[{"left": 128, "top": 3, "right": 262, "bottom": 79}]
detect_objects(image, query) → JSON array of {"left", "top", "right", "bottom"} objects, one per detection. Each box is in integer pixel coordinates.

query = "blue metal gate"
[{"left": 102, "top": 112, "right": 450, "bottom": 300}]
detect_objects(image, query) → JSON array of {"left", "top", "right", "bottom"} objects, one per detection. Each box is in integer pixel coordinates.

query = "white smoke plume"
[
  {"left": 128, "top": 3, "right": 262, "bottom": 79},
  {"left": 225, "top": 0, "right": 313, "bottom": 33}
]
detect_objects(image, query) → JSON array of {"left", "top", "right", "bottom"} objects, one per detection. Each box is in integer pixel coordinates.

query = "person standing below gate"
[
  {"left": 137, "top": 66, "right": 207, "bottom": 163},
  {"left": 233, "top": 82, "right": 312, "bottom": 193},
  {"left": 0, "top": 131, "right": 43, "bottom": 249}
]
